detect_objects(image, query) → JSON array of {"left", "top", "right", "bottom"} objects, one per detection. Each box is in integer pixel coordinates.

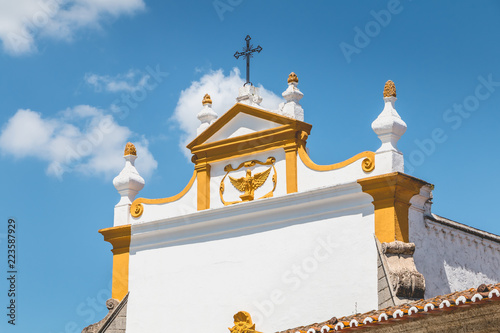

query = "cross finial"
[{"left": 234, "top": 35, "right": 262, "bottom": 86}]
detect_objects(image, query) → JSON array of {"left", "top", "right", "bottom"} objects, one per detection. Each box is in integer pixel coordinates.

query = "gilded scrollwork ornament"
[
  {"left": 220, "top": 157, "right": 277, "bottom": 205},
  {"left": 228, "top": 311, "right": 262, "bottom": 333}
]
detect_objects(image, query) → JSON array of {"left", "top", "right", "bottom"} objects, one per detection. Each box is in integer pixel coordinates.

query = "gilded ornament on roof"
[
  {"left": 288, "top": 72, "right": 299, "bottom": 84},
  {"left": 220, "top": 157, "right": 277, "bottom": 205},
  {"left": 228, "top": 311, "right": 262, "bottom": 333},
  {"left": 202, "top": 93, "right": 212, "bottom": 105},
  {"left": 124, "top": 142, "right": 137, "bottom": 156},
  {"left": 383, "top": 80, "right": 397, "bottom": 97}
]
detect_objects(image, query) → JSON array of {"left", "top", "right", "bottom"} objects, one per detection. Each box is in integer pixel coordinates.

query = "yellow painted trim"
[
  {"left": 191, "top": 126, "right": 311, "bottom": 165},
  {"left": 187, "top": 103, "right": 312, "bottom": 149},
  {"left": 358, "top": 172, "right": 430, "bottom": 243},
  {"left": 131, "top": 171, "right": 197, "bottom": 217},
  {"left": 99, "top": 225, "right": 131, "bottom": 301},
  {"left": 284, "top": 144, "right": 298, "bottom": 194},
  {"left": 195, "top": 163, "right": 211, "bottom": 210},
  {"left": 188, "top": 103, "right": 312, "bottom": 166},
  {"left": 298, "top": 146, "right": 376, "bottom": 172}
]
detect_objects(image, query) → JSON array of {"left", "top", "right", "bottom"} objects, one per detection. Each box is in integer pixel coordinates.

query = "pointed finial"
[
  {"left": 124, "top": 142, "right": 137, "bottom": 156},
  {"left": 288, "top": 72, "right": 299, "bottom": 84},
  {"left": 383, "top": 80, "right": 397, "bottom": 98},
  {"left": 113, "top": 142, "right": 145, "bottom": 225},
  {"left": 371, "top": 80, "right": 406, "bottom": 157},
  {"left": 197, "top": 93, "right": 218, "bottom": 135},
  {"left": 278, "top": 71, "right": 304, "bottom": 121},
  {"left": 202, "top": 93, "right": 212, "bottom": 105}
]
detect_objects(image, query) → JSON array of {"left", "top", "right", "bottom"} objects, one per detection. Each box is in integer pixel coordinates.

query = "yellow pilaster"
[
  {"left": 358, "top": 172, "right": 428, "bottom": 243},
  {"left": 195, "top": 163, "right": 211, "bottom": 210},
  {"left": 99, "top": 225, "right": 131, "bottom": 301},
  {"left": 284, "top": 143, "right": 298, "bottom": 194}
]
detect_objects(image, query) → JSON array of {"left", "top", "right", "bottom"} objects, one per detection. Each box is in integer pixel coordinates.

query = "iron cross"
[{"left": 234, "top": 35, "right": 262, "bottom": 86}]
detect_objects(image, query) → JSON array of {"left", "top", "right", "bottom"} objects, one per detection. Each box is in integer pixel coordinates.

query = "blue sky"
[{"left": 1, "top": 0, "right": 500, "bottom": 332}]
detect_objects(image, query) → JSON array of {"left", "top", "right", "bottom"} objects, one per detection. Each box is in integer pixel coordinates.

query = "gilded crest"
[
  {"left": 383, "top": 80, "right": 396, "bottom": 98},
  {"left": 229, "top": 311, "right": 262, "bottom": 333},
  {"left": 220, "top": 157, "right": 277, "bottom": 205},
  {"left": 288, "top": 72, "right": 299, "bottom": 84},
  {"left": 124, "top": 142, "right": 137, "bottom": 156},
  {"left": 202, "top": 93, "right": 212, "bottom": 105}
]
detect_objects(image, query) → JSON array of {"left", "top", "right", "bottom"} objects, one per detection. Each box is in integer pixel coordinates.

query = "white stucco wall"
[
  {"left": 296, "top": 153, "right": 374, "bottom": 192},
  {"left": 410, "top": 213, "right": 500, "bottom": 298},
  {"left": 126, "top": 182, "right": 377, "bottom": 333},
  {"left": 131, "top": 178, "right": 198, "bottom": 224}
]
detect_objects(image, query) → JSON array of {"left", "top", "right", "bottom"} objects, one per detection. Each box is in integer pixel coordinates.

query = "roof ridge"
[{"left": 276, "top": 283, "right": 500, "bottom": 333}]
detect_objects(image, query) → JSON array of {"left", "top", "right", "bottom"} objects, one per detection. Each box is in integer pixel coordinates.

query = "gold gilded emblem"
[
  {"left": 228, "top": 311, "right": 262, "bottom": 333},
  {"left": 229, "top": 167, "right": 271, "bottom": 201},
  {"left": 220, "top": 157, "right": 277, "bottom": 205}
]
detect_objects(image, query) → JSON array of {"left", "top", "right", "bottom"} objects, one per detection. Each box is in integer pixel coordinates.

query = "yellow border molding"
[
  {"left": 298, "top": 146, "right": 375, "bottom": 173},
  {"left": 99, "top": 225, "right": 131, "bottom": 301},
  {"left": 284, "top": 143, "right": 298, "bottom": 194},
  {"left": 358, "top": 172, "right": 430, "bottom": 243},
  {"left": 195, "top": 163, "right": 211, "bottom": 210},
  {"left": 130, "top": 171, "right": 197, "bottom": 217}
]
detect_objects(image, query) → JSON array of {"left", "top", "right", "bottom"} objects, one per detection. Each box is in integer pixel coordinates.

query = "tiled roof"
[{"left": 276, "top": 283, "right": 500, "bottom": 333}]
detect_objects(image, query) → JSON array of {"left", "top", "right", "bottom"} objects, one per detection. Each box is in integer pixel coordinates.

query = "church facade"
[{"left": 84, "top": 74, "right": 500, "bottom": 333}]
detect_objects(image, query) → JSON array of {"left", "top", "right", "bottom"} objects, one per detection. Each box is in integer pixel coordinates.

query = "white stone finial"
[
  {"left": 278, "top": 72, "right": 304, "bottom": 121},
  {"left": 236, "top": 85, "right": 263, "bottom": 107},
  {"left": 372, "top": 80, "right": 406, "bottom": 153},
  {"left": 197, "top": 94, "right": 218, "bottom": 135},
  {"left": 113, "top": 142, "right": 145, "bottom": 226}
]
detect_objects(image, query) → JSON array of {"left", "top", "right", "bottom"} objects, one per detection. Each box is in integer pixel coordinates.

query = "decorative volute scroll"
[
  {"left": 228, "top": 311, "right": 262, "bottom": 333},
  {"left": 279, "top": 72, "right": 304, "bottom": 121},
  {"left": 372, "top": 80, "right": 407, "bottom": 153},
  {"left": 197, "top": 93, "right": 218, "bottom": 135}
]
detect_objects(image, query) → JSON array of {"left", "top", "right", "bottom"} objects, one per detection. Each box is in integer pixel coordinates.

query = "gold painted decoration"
[
  {"left": 228, "top": 311, "right": 262, "bottom": 333},
  {"left": 383, "top": 80, "right": 397, "bottom": 97},
  {"left": 131, "top": 203, "right": 144, "bottom": 218},
  {"left": 298, "top": 146, "right": 375, "bottom": 173},
  {"left": 99, "top": 225, "right": 131, "bottom": 301},
  {"left": 288, "top": 72, "right": 299, "bottom": 84},
  {"left": 220, "top": 157, "right": 277, "bottom": 205},
  {"left": 130, "top": 171, "right": 197, "bottom": 217},
  {"left": 202, "top": 93, "right": 212, "bottom": 105},
  {"left": 124, "top": 142, "right": 137, "bottom": 156},
  {"left": 362, "top": 157, "right": 375, "bottom": 172}
]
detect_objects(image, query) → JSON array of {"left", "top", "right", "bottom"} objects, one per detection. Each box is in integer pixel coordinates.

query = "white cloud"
[
  {"left": 0, "top": 105, "right": 157, "bottom": 180},
  {"left": 85, "top": 70, "right": 151, "bottom": 93},
  {"left": 0, "top": 0, "right": 146, "bottom": 55},
  {"left": 171, "top": 67, "right": 284, "bottom": 158}
]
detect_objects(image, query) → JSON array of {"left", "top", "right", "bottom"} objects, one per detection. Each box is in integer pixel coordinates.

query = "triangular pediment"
[
  {"left": 187, "top": 103, "right": 312, "bottom": 164},
  {"left": 204, "top": 112, "right": 283, "bottom": 144},
  {"left": 187, "top": 103, "right": 310, "bottom": 149}
]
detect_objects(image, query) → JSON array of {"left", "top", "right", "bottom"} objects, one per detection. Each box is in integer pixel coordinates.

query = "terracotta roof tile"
[{"left": 276, "top": 283, "right": 500, "bottom": 332}]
